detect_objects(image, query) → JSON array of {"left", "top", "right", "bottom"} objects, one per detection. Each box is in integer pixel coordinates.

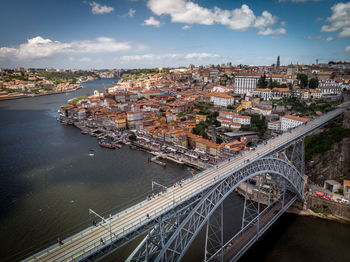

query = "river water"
[{"left": 0, "top": 79, "right": 349, "bottom": 262}]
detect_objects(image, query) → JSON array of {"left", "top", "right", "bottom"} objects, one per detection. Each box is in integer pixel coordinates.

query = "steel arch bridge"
[
  {"left": 126, "top": 156, "right": 304, "bottom": 262},
  {"left": 24, "top": 106, "right": 348, "bottom": 262}
]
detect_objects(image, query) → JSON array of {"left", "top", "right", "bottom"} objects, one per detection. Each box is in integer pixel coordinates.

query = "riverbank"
[
  {"left": 286, "top": 206, "right": 350, "bottom": 224},
  {"left": 0, "top": 85, "right": 82, "bottom": 101}
]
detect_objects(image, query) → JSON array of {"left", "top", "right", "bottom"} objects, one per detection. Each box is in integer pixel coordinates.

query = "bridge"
[{"left": 24, "top": 104, "right": 349, "bottom": 262}]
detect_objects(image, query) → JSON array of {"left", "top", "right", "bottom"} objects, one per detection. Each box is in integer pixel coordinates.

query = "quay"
[{"left": 150, "top": 154, "right": 166, "bottom": 167}]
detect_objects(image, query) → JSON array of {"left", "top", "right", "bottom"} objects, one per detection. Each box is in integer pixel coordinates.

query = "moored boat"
[{"left": 99, "top": 141, "right": 116, "bottom": 149}]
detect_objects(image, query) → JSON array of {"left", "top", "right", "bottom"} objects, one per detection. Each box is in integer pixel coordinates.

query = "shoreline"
[
  {"left": 0, "top": 86, "right": 82, "bottom": 101},
  {"left": 286, "top": 206, "right": 350, "bottom": 224}
]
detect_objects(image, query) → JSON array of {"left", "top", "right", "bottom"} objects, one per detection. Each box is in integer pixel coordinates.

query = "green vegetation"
[
  {"left": 193, "top": 102, "right": 212, "bottom": 115},
  {"left": 166, "top": 98, "right": 176, "bottom": 103},
  {"left": 240, "top": 114, "right": 267, "bottom": 138},
  {"left": 305, "top": 117, "right": 350, "bottom": 162},
  {"left": 4, "top": 89, "right": 17, "bottom": 93},
  {"left": 216, "top": 136, "right": 223, "bottom": 144},
  {"left": 192, "top": 111, "right": 221, "bottom": 139},
  {"left": 37, "top": 71, "right": 96, "bottom": 84},
  {"left": 337, "top": 188, "right": 344, "bottom": 195},
  {"left": 268, "top": 79, "right": 280, "bottom": 89},
  {"left": 31, "top": 89, "right": 40, "bottom": 94},
  {"left": 258, "top": 74, "right": 268, "bottom": 89},
  {"left": 69, "top": 94, "right": 89, "bottom": 104},
  {"left": 122, "top": 68, "right": 172, "bottom": 80},
  {"left": 309, "top": 77, "right": 319, "bottom": 89},
  {"left": 310, "top": 207, "right": 330, "bottom": 216},
  {"left": 297, "top": 73, "right": 308, "bottom": 88},
  {"left": 279, "top": 97, "right": 338, "bottom": 116}
]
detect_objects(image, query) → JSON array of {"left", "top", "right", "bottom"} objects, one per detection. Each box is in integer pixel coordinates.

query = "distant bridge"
[{"left": 24, "top": 103, "right": 349, "bottom": 262}]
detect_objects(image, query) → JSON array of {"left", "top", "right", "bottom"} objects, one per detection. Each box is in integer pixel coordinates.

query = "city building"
[
  {"left": 209, "top": 92, "right": 234, "bottom": 107},
  {"left": 234, "top": 74, "right": 261, "bottom": 95},
  {"left": 268, "top": 121, "right": 281, "bottom": 131},
  {"left": 280, "top": 115, "right": 311, "bottom": 131}
]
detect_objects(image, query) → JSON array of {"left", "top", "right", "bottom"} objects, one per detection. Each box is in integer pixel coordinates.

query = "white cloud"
[
  {"left": 258, "top": 27, "right": 286, "bottom": 35},
  {"left": 79, "top": 57, "right": 91, "bottom": 62},
  {"left": 254, "top": 11, "right": 277, "bottom": 28},
  {"left": 120, "top": 52, "right": 219, "bottom": 62},
  {"left": 142, "top": 16, "right": 161, "bottom": 27},
  {"left": 306, "top": 35, "right": 322, "bottom": 40},
  {"left": 339, "top": 27, "right": 350, "bottom": 38},
  {"left": 346, "top": 45, "right": 350, "bottom": 52},
  {"left": 89, "top": 1, "right": 114, "bottom": 15},
  {"left": 182, "top": 25, "right": 191, "bottom": 30},
  {"left": 326, "top": 36, "right": 334, "bottom": 41},
  {"left": 146, "top": 0, "right": 285, "bottom": 34},
  {"left": 0, "top": 36, "right": 131, "bottom": 61},
  {"left": 126, "top": 8, "right": 136, "bottom": 18},
  {"left": 185, "top": 53, "right": 219, "bottom": 59},
  {"left": 321, "top": 2, "right": 350, "bottom": 38}
]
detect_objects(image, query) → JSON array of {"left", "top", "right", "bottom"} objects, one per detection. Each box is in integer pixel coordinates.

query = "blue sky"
[{"left": 0, "top": 0, "right": 349, "bottom": 69}]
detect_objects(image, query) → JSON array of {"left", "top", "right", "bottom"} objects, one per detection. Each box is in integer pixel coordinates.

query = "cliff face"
[
  {"left": 305, "top": 111, "right": 350, "bottom": 185},
  {"left": 306, "top": 137, "right": 350, "bottom": 185}
]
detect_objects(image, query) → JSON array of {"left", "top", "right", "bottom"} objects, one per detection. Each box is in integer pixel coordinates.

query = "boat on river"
[{"left": 99, "top": 141, "right": 116, "bottom": 149}]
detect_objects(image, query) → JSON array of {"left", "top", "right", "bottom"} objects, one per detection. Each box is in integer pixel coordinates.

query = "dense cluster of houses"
[{"left": 59, "top": 62, "right": 349, "bottom": 156}]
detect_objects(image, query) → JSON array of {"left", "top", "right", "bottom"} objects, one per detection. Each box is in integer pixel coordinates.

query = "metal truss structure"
[{"left": 127, "top": 153, "right": 305, "bottom": 262}]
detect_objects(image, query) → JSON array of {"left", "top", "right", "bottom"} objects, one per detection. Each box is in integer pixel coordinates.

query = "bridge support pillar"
[{"left": 204, "top": 202, "right": 223, "bottom": 262}]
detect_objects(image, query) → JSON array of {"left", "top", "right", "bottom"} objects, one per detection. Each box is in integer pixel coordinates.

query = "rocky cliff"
[{"left": 305, "top": 111, "right": 350, "bottom": 185}]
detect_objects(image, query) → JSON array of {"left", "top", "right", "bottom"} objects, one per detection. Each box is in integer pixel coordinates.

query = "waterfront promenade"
[{"left": 24, "top": 105, "right": 347, "bottom": 262}]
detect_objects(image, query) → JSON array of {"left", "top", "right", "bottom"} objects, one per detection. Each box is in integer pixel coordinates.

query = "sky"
[{"left": 0, "top": 0, "right": 349, "bottom": 69}]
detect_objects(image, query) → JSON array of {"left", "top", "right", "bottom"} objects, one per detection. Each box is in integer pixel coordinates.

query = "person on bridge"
[{"left": 58, "top": 238, "right": 63, "bottom": 245}]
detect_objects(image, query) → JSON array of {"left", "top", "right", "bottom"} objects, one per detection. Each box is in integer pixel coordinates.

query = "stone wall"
[{"left": 305, "top": 194, "right": 350, "bottom": 219}]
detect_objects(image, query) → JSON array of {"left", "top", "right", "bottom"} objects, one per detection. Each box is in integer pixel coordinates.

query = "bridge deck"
[
  {"left": 221, "top": 193, "right": 296, "bottom": 262},
  {"left": 24, "top": 106, "right": 346, "bottom": 262}
]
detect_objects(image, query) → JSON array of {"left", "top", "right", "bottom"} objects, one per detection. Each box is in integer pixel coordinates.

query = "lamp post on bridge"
[
  {"left": 89, "top": 208, "right": 112, "bottom": 242},
  {"left": 152, "top": 180, "right": 174, "bottom": 205}
]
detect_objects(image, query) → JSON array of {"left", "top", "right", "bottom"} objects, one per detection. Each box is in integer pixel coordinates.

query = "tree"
[
  {"left": 297, "top": 73, "right": 308, "bottom": 88},
  {"left": 258, "top": 74, "right": 268, "bottom": 89},
  {"left": 309, "top": 78, "right": 319, "bottom": 89},
  {"left": 216, "top": 136, "right": 223, "bottom": 144},
  {"left": 269, "top": 80, "right": 280, "bottom": 89}
]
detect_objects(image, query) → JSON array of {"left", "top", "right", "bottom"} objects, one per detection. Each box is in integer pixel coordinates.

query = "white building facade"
[
  {"left": 210, "top": 93, "right": 234, "bottom": 107},
  {"left": 234, "top": 74, "right": 261, "bottom": 95},
  {"left": 280, "top": 115, "right": 311, "bottom": 131}
]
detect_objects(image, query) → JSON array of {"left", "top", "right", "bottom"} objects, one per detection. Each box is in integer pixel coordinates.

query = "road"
[{"left": 25, "top": 106, "right": 346, "bottom": 262}]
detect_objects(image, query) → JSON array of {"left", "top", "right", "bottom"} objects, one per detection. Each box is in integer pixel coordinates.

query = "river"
[{"left": 0, "top": 78, "right": 349, "bottom": 262}]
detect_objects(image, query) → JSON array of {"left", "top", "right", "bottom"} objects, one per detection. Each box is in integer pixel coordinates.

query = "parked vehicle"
[{"left": 315, "top": 192, "right": 324, "bottom": 197}]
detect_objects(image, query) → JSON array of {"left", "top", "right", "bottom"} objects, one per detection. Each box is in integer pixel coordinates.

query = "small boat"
[
  {"left": 89, "top": 149, "right": 95, "bottom": 156},
  {"left": 116, "top": 144, "right": 122, "bottom": 149},
  {"left": 81, "top": 130, "right": 88, "bottom": 135},
  {"left": 99, "top": 141, "right": 116, "bottom": 149}
]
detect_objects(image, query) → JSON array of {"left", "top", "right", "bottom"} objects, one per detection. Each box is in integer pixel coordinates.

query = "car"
[{"left": 323, "top": 195, "right": 332, "bottom": 200}]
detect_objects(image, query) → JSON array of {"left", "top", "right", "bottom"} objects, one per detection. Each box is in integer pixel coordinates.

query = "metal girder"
[
  {"left": 204, "top": 202, "right": 223, "bottom": 262},
  {"left": 126, "top": 191, "right": 210, "bottom": 262},
  {"left": 127, "top": 157, "right": 304, "bottom": 262}
]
